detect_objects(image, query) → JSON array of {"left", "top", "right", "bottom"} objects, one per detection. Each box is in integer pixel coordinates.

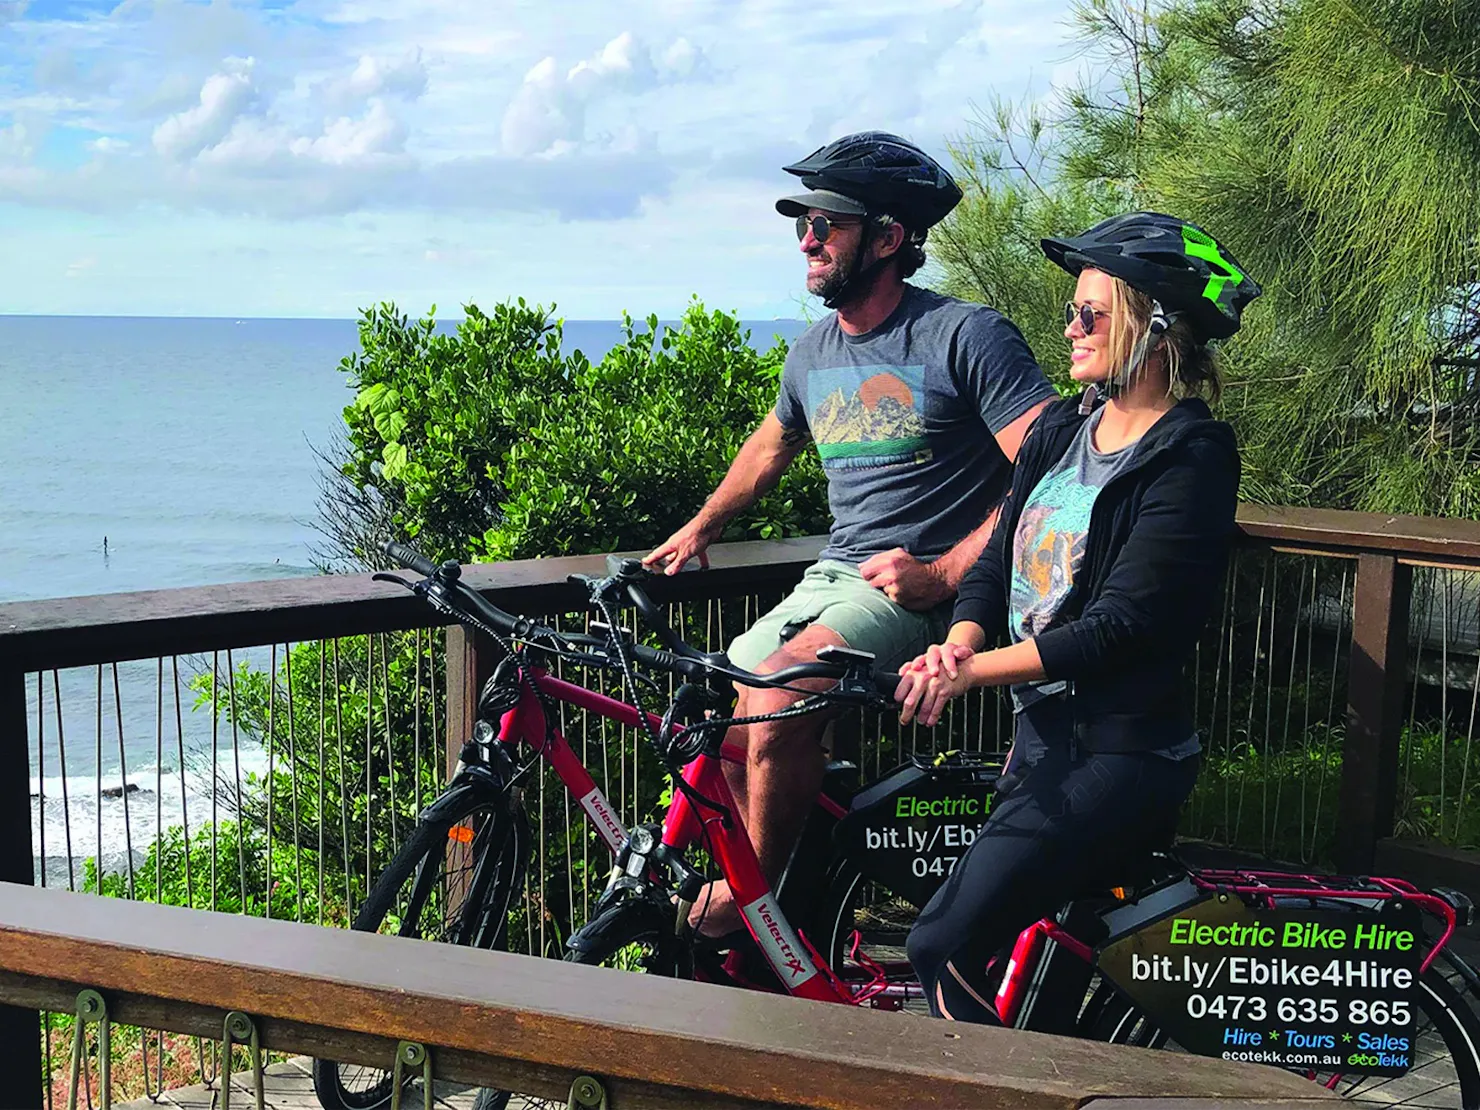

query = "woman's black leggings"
[{"left": 905, "top": 702, "right": 1199, "bottom": 1024}]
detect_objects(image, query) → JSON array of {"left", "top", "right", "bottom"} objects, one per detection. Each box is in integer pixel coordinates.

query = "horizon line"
[{"left": 0, "top": 311, "right": 810, "bottom": 324}]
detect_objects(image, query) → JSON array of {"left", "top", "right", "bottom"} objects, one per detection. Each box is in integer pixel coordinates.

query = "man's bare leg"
[
  {"left": 690, "top": 625, "right": 844, "bottom": 936},
  {"left": 721, "top": 686, "right": 752, "bottom": 819}
]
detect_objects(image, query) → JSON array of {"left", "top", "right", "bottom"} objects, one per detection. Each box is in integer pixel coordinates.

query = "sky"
[{"left": 0, "top": 0, "right": 1077, "bottom": 318}]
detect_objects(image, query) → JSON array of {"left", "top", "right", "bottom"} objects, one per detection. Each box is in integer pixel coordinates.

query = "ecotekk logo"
[{"left": 740, "top": 895, "right": 817, "bottom": 986}]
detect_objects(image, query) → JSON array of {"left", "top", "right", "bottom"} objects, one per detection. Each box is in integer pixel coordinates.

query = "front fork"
[{"left": 413, "top": 742, "right": 522, "bottom": 948}]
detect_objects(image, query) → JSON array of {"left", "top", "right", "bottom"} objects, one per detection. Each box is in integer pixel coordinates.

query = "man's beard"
[{"left": 808, "top": 241, "right": 868, "bottom": 306}]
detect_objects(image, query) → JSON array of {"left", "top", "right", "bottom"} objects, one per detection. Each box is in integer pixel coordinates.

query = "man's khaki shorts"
[{"left": 727, "top": 559, "right": 951, "bottom": 674}]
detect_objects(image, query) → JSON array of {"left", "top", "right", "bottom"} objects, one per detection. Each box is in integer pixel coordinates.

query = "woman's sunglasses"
[
  {"left": 796, "top": 213, "right": 862, "bottom": 244},
  {"left": 1065, "top": 301, "right": 1109, "bottom": 334}
]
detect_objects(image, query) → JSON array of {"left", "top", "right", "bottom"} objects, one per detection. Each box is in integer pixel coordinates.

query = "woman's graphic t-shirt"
[{"left": 1008, "top": 408, "right": 1135, "bottom": 710}]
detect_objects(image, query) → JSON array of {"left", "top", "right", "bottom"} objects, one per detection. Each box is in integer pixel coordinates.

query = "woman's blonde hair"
[{"left": 1104, "top": 275, "right": 1222, "bottom": 402}]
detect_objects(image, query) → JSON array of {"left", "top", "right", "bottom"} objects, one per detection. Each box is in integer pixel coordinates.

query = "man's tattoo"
[{"left": 780, "top": 425, "right": 812, "bottom": 449}]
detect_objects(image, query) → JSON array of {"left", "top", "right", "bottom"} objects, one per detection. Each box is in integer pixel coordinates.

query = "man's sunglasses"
[
  {"left": 796, "top": 213, "right": 862, "bottom": 244},
  {"left": 1065, "top": 301, "right": 1110, "bottom": 334}
]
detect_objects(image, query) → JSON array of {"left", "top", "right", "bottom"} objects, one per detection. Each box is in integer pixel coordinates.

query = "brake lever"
[{"left": 372, "top": 572, "right": 417, "bottom": 590}]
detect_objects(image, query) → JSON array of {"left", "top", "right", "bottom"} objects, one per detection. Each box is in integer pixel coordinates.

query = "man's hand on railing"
[{"left": 643, "top": 517, "right": 720, "bottom": 576}]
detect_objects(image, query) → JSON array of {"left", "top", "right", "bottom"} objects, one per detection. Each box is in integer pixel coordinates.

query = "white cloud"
[
  {"left": 338, "top": 50, "right": 428, "bottom": 102},
  {"left": 0, "top": 120, "right": 34, "bottom": 160},
  {"left": 64, "top": 255, "right": 96, "bottom": 278},
  {"left": 289, "top": 99, "right": 407, "bottom": 163},
  {"left": 658, "top": 38, "right": 703, "bottom": 79},
  {"left": 500, "top": 56, "right": 570, "bottom": 157},
  {"left": 0, "top": 0, "right": 1065, "bottom": 314},
  {"left": 152, "top": 58, "right": 257, "bottom": 161},
  {"left": 500, "top": 31, "right": 702, "bottom": 157}
]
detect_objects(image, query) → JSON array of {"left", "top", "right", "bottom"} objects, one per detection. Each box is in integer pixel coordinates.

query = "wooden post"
[
  {"left": 0, "top": 669, "right": 42, "bottom": 1108},
  {"left": 444, "top": 626, "right": 499, "bottom": 781},
  {"left": 1336, "top": 553, "right": 1412, "bottom": 873}
]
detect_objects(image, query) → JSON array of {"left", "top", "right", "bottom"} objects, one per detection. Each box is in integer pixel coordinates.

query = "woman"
[{"left": 895, "top": 211, "right": 1261, "bottom": 1023}]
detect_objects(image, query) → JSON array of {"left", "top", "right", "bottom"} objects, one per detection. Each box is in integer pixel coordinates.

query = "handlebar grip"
[
  {"left": 875, "top": 670, "right": 902, "bottom": 696},
  {"left": 631, "top": 644, "right": 679, "bottom": 672},
  {"left": 384, "top": 541, "right": 438, "bottom": 578}
]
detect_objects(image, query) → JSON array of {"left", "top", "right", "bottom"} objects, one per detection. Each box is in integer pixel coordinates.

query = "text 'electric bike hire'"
[{"left": 315, "top": 544, "right": 1480, "bottom": 1110}]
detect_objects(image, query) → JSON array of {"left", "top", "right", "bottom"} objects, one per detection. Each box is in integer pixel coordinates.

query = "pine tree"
[{"left": 934, "top": 0, "right": 1480, "bottom": 516}]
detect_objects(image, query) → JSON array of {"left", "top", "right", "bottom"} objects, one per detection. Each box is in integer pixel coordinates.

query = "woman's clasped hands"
[{"left": 895, "top": 641, "right": 976, "bottom": 727}]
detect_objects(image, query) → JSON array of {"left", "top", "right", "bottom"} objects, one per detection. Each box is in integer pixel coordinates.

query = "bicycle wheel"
[
  {"left": 1087, "top": 959, "right": 1480, "bottom": 1108},
  {"left": 471, "top": 894, "right": 689, "bottom": 1110},
  {"left": 312, "top": 792, "right": 528, "bottom": 1110},
  {"left": 815, "top": 859, "right": 924, "bottom": 1009}
]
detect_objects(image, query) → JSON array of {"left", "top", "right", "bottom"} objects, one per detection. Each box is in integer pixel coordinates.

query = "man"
[{"left": 644, "top": 131, "right": 1056, "bottom": 936}]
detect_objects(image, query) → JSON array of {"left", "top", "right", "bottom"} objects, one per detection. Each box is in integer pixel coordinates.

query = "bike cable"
[{"left": 593, "top": 590, "right": 739, "bottom": 825}]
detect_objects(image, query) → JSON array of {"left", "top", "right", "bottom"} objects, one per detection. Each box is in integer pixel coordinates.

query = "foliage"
[
  {"left": 1190, "top": 720, "right": 1480, "bottom": 864},
  {"left": 935, "top": 0, "right": 1480, "bottom": 516},
  {"left": 324, "top": 298, "right": 827, "bottom": 567},
  {"left": 186, "top": 633, "right": 441, "bottom": 910},
  {"left": 84, "top": 819, "right": 347, "bottom": 924}
]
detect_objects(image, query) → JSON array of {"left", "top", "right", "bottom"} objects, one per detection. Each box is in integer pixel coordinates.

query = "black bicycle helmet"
[
  {"left": 775, "top": 131, "right": 962, "bottom": 230},
  {"left": 1041, "top": 211, "right": 1260, "bottom": 340}
]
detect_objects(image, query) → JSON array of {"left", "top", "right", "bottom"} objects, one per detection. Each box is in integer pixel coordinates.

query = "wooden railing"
[
  {"left": 0, "top": 882, "right": 1333, "bottom": 1109},
  {"left": 1234, "top": 506, "right": 1480, "bottom": 870},
  {"left": 3, "top": 509, "right": 1480, "bottom": 1106}
]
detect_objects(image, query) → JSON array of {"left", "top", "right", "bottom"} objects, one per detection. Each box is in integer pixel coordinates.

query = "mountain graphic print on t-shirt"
[{"left": 806, "top": 364, "right": 931, "bottom": 470}]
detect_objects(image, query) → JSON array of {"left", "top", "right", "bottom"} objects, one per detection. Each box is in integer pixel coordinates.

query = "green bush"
[
  {"left": 335, "top": 298, "right": 827, "bottom": 564},
  {"left": 85, "top": 820, "right": 346, "bottom": 924},
  {"left": 188, "top": 632, "right": 442, "bottom": 913}
]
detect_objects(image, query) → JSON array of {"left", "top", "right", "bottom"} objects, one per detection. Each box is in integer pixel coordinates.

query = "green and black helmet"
[{"left": 1041, "top": 212, "right": 1260, "bottom": 340}]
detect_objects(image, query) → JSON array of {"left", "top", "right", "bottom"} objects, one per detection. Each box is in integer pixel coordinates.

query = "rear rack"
[
  {"left": 1191, "top": 867, "right": 1418, "bottom": 897},
  {"left": 1186, "top": 866, "right": 1459, "bottom": 972}
]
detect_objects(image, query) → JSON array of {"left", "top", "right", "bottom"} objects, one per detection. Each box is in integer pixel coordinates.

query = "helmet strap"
[
  {"left": 821, "top": 219, "right": 895, "bottom": 310},
  {"left": 1104, "top": 300, "right": 1178, "bottom": 398}
]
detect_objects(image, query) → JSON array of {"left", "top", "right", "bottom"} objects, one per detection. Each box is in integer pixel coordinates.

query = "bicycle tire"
[
  {"left": 470, "top": 896, "right": 689, "bottom": 1110},
  {"left": 312, "top": 790, "right": 528, "bottom": 1110},
  {"left": 1086, "top": 959, "right": 1480, "bottom": 1109}
]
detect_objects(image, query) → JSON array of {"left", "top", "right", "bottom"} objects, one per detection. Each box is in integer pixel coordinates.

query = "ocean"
[{"left": 1, "top": 314, "right": 806, "bottom": 880}]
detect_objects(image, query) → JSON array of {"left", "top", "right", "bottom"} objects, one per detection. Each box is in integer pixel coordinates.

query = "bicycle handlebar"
[
  {"left": 385, "top": 541, "right": 438, "bottom": 578},
  {"left": 380, "top": 542, "right": 900, "bottom": 701}
]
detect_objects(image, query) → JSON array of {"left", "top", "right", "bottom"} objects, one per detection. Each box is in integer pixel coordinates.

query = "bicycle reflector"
[{"left": 448, "top": 824, "right": 474, "bottom": 844}]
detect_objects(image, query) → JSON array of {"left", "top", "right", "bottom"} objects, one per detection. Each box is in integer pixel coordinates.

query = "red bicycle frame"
[
  {"left": 493, "top": 665, "right": 1463, "bottom": 1022},
  {"left": 494, "top": 665, "right": 854, "bottom": 1002},
  {"left": 662, "top": 740, "right": 853, "bottom": 1002}
]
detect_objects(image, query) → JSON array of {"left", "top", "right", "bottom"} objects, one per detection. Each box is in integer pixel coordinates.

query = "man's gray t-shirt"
[{"left": 776, "top": 285, "right": 1057, "bottom": 565}]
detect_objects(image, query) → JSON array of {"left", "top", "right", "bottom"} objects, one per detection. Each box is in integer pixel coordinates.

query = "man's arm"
[
  {"left": 860, "top": 398, "right": 1050, "bottom": 607},
  {"left": 644, "top": 411, "right": 812, "bottom": 575},
  {"left": 924, "top": 398, "right": 1050, "bottom": 587}
]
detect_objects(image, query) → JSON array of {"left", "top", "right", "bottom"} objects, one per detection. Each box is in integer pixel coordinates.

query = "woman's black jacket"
[{"left": 953, "top": 393, "right": 1240, "bottom": 754}]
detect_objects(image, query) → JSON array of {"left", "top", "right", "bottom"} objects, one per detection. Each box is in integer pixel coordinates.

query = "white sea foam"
[{"left": 29, "top": 747, "right": 269, "bottom": 889}]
